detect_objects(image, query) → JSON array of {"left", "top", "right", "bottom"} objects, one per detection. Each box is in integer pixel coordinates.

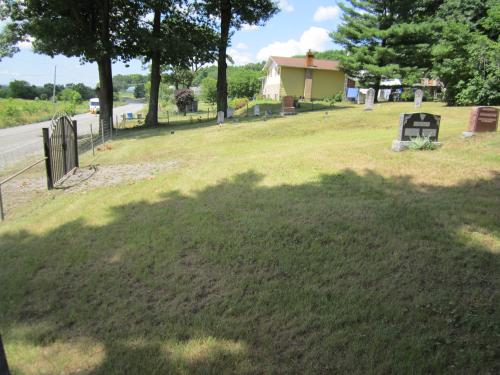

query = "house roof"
[{"left": 266, "top": 56, "right": 341, "bottom": 71}]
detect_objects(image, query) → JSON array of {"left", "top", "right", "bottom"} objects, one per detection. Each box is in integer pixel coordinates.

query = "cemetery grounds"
[{"left": 0, "top": 102, "right": 499, "bottom": 374}]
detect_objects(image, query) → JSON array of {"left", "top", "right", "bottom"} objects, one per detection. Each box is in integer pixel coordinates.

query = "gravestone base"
[
  {"left": 461, "top": 131, "right": 476, "bottom": 138},
  {"left": 391, "top": 140, "right": 442, "bottom": 152},
  {"left": 281, "top": 108, "right": 297, "bottom": 116}
]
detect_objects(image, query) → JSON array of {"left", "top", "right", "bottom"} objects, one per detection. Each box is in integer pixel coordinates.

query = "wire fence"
[{"left": 0, "top": 115, "right": 125, "bottom": 221}]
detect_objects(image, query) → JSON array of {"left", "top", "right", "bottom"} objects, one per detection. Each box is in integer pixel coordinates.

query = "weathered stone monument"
[
  {"left": 364, "top": 88, "right": 375, "bottom": 111},
  {"left": 217, "top": 111, "right": 224, "bottom": 124},
  {"left": 414, "top": 89, "right": 423, "bottom": 108},
  {"left": 392, "top": 112, "right": 442, "bottom": 151},
  {"left": 254, "top": 104, "right": 260, "bottom": 116},
  {"left": 281, "top": 95, "right": 296, "bottom": 115},
  {"left": 227, "top": 107, "right": 234, "bottom": 119},
  {"left": 466, "top": 106, "right": 498, "bottom": 133}
]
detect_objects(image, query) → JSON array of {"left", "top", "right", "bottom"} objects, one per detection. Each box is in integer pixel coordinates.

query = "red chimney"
[{"left": 305, "top": 50, "right": 314, "bottom": 67}]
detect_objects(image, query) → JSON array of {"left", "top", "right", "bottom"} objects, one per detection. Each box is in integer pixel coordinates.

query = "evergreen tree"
[{"left": 332, "top": 0, "right": 440, "bottom": 100}]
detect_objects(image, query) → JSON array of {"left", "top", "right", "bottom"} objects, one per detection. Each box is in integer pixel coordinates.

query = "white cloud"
[
  {"left": 17, "top": 37, "right": 34, "bottom": 50},
  {"left": 256, "top": 27, "right": 331, "bottom": 61},
  {"left": 227, "top": 47, "right": 253, "bottom": 66},
  {"left": 236, "top": 42, "right": 248, "bottom": 50},
  {"left": 241, "top": 24, "right": 259, "bottom": 32},
  {"left": 279, "top": 0, "right": 294, "bottom": 12},
  {"left": 313, "top": 6, "right": 341, "bottom": 22}
]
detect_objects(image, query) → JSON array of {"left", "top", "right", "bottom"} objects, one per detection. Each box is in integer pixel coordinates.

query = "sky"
[{"left": 0, "top": 0, "right": 343, "bottom": 87}]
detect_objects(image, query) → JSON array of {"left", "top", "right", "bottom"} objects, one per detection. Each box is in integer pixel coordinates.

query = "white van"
[{"left": 89, "top": 98, "right": 100, "bottom": 114}]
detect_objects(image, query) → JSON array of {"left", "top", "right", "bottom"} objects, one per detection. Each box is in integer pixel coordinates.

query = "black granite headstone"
[{"left": 398, "top": 113, "right": 441, "bottom": 141}]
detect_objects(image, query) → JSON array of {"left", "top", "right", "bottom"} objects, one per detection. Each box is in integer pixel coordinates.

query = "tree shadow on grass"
[{"left": 0, "top": 170, "right": 499, "bottom": 374}]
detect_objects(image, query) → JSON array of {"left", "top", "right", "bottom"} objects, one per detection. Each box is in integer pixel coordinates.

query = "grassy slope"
[
  {"left": 0, "top": 102, "right": 499, "bottom": 374},
  {"left": 0, "top": 98, "right": 128, "bottom": 129}
]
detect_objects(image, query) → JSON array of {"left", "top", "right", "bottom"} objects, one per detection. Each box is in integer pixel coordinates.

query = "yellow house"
[{"left": 261, "top": 51, "right": 347, "bottom": 101}]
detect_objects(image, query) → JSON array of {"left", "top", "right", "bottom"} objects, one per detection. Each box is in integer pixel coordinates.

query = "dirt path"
[{"left": 1, "top": 160, "right": 179, "bottom": 219}]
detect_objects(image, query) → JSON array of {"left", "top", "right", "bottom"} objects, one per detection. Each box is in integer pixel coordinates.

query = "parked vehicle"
[{"left": 89, "top": 98, "right": 100, "bottom": 114}]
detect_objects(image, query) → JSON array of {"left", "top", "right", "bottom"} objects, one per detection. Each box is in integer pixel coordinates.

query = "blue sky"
[{"left": 0, "top": 0, "right": 342, "bottom": 87}]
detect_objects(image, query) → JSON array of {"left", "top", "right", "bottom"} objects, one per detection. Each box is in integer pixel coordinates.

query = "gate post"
[
  {"left": 60, "top": 118, "right": 67, "bottom": 175},
  {"left": 72, "top": 120, "right": 79, "bottom": 168},
  {"left": 42, "top": 127, "right": 53, "bottom": 190},
  {"left": 0, "top": 335, "right": 11, "bottom": 375}
]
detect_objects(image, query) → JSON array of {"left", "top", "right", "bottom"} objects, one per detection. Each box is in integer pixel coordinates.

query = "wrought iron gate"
[{"left": 42, "top": 114, "right": 79, "bottom": 189}]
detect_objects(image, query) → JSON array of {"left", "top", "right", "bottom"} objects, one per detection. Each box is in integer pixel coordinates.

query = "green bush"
[
  {"left": 59, "top": 88, "right": 82, "bottom": 103},
  {"left": 229, "top": 97, "right": 249, "bottom": 110},
  {"left": 201, "top": 77, "right": 217, "bottom": 104}
]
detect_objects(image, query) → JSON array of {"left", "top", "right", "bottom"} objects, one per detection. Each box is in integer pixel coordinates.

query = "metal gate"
[{"left": 42, "top": 114, "right": 79, "bottom": 189}]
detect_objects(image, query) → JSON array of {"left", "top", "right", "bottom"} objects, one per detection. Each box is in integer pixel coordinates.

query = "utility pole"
[{"left": 52, "top": 65, "right": 57, "bottom": 106}]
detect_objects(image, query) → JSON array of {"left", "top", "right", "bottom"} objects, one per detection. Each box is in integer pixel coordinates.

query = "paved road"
[{"left": 0, "top": 102, "right": 143, "bottom": 170}]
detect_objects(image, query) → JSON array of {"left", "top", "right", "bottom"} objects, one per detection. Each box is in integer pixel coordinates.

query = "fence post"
[
  {"left": 0, "top": 185, "right": 4, "bottom": 221},
  {"left": 42, "top": 127, "right": 53, "bottom": 190},
  {"left": 0, "top": 335, "right": 11, "bottom": 375},
  {"left": 109, "top": 116, "right": 113, "bottom": 139},
  {"left": 72, "top": 120, "right": 79, "bottom": 168},
  {"left": 115, "top": 115, "right": 119, "bottom": 135},
  {"left": 101, "top": 120, "right": 105, "bottom": 145},
  {"left": 90, "top": 123, "right": 95, "bottom": 157}
]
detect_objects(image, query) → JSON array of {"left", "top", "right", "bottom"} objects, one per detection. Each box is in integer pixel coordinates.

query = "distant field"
[
  {"left": 0, "top": 98, "right": 88, "bottom": 128},
  {"left": 0, "top": 98, "right": 128, "bottom": 129}
]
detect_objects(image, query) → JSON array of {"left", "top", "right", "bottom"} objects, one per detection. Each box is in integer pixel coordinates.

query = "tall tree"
[
  {"left": 10, "top": 0, "right": 141, "bottom": 131},
  {"left": 200, "top": 0, "right": 278, "bottom": 116},
  {"left": 332, "top": 0, "right": 440, "bottom": 101},
  {"left": 141, "top": 1, "right": 217, "bottom": 127},
  {"left": 431, "top": 0, "right": 499, "bottom": 105}
]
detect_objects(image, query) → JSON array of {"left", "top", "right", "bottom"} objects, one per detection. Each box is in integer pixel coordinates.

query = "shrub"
[
  {"left": 134, "top": 84, "right": 146, "bottom": 98},
  {"left": 334, "top": 92, "right": 343, "bottom": 102},
  {"left": 201, "top": 77, "right": 217, "bottom": 104},
  {"left": 175, "top": 89, "right": 195, "bottom": 115},
  {"left": 59, "top": 88, "right": 82, "bottom": 103},
  {"left": 408, "top": 136, "right": 436, "bottom": 151},
  {"left": 229, "top": 97, "right": 249, "bottom": 110}
]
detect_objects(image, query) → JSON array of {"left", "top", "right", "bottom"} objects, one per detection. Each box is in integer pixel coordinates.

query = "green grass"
[
  {"left": 1, "top": 102, "right": 499, "bottom": 374},
  {"left": 0, "top": 98, "right": 129, "bottom": 129}
]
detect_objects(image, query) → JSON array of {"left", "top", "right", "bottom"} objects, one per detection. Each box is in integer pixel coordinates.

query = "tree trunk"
[
  {"left": 374, "top": 76, "right": 381, "bottom": 104},
  {"left": 145, "top": 9, "right": 161, "bottom": 127},
  {"left": 98, "top": 0, "right": 113, "bottom": 132},
  {"left": 98, "top": 56, "right": 113, "bottom": 133},
  {"left": 217, "top": 0, "right": 231, "bottom": 117}
]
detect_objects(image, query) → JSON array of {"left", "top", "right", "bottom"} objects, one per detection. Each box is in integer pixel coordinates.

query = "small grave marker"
[
  {"left": 392, "top": 112, "right": 442, "bottom": 151},
  {"left": 281, "top": 95, "right": 296, "bottom": 115},
  {"left": 364, "top": 88, "right": 375, "bottom": 111},
  {"left": 227, "top": 108, "right": 234, "bottom": 118},
  {"left": 467, "top": 106, "right": 498, "bottom": 133},
  {"left": 254, "top": 105, "right": 260, "bottom": 116},
  {"left": 414, "top": 89, "right": 423, "bottom": 108}
]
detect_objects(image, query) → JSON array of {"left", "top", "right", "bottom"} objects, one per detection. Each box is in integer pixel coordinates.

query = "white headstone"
[
  {"left": 227, "top": 107, "right": 234, "bottom": 118},
  {"left": 217, "top": 111, "right": 224, "bottom": 124},
  {"left": 365, "top": 88, "right": 375, "bottom": 111},
  {"left": 254, "top": 104, "right": 260, "bottom": 116},
  {"left": 414, "top": 89, "right": 424, "bottom": 108}
]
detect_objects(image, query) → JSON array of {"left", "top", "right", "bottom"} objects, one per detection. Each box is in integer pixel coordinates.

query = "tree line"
[
  {"left": 0, "top": 80, "right": 96, "bottom": 101},
  {"left": 332, "top": 0, "right": 499, "bottom": 105},
  {"left": 0, "top": 0, "right": 279, "bottom": 129}
]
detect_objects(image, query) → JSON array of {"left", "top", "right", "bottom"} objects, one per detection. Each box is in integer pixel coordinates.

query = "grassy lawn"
[
  {"left": 0, "top": 102, "right": 499, "bottom": 374},
  {"left": 0, "top": 98, "right": 129, "bottom": 129}
]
